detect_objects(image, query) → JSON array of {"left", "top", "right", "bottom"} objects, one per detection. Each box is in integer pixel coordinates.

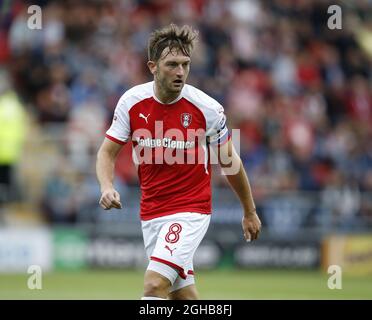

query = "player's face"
[{"left": 153, "top": 48, "right": 191, "bottom": 94}]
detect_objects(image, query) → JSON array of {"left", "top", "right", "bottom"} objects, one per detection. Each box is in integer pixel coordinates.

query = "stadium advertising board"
[
  {"left": 0, "top": 228, "right": 52, "bottom": 272},
  {"left": 52, "top": 228, "right": 321, "bottom": 270},
  {"left": 234, "top": 240, "right": 320, "bottom": 268},
  {"left": 53, "top": 228, "right": 88, "bottom": 270},
  {"left": 193, "top": 241, "right": 221, "bottom": 269},
  {"left": 322, "top": 234, "right": 372, "bottom": 276},
  {"left": 86, "top": 237, "right": 147, "bottom": 268}
]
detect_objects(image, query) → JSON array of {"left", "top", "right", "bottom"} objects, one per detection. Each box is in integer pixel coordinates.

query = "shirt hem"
[{"left": 140, "top": 209, "right": 211, "bottom": 221}]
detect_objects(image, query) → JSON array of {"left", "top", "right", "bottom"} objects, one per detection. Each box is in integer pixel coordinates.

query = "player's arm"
[
  {"left": 217, "top": 139, "right": 261, "bottom": 241},
  {"left": 96, "top": 138, "right": 124, "bottom": 210}
]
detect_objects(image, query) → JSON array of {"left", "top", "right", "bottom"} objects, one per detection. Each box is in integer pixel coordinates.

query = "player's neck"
[{"left": 154, "top": 83, "right": 180, "bottom": 104}]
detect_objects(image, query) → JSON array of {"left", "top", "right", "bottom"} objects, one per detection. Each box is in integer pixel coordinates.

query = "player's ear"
[{"left": 147, "top": 61, "right": 157, "bottom": 75}]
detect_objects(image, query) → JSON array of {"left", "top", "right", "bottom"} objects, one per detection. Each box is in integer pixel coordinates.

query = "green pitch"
[{"left": 0, "top": 269, "right": 371, "bottom": 299}]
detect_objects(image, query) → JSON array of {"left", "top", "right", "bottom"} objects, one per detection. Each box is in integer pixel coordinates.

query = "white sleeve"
[
  {"left": 105, "top": 96, "right": 131, "bottom": 144},
  {"left": 207, "top": 103, "right": 229, "bottom": 146}
]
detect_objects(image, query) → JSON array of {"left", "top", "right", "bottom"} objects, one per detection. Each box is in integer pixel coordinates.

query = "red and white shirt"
[{"left": 106, "top": 81, "right": 229, "bottom": 221}]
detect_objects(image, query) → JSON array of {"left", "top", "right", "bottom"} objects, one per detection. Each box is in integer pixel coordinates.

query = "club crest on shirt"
[{"left": 181, "top": 113, "right": 192, "bottom": 128}]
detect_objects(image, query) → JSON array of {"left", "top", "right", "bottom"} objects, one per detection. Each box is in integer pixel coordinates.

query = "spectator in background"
[
  {"left": 321, "top": 170, "right": 361, "bottom": 229},
  {"left": 0, "top": 68, "right": 27, "bottom": 203},
  {"left": 41, "top": 160, "right": 76, "bottom": 224}
]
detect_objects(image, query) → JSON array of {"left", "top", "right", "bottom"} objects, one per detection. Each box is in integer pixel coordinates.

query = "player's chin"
[
  {"left": 170, "top": 82, "right": 184, "bottom": 91},
  {"left": 169, "top": 86, "right": 183, "bottom": 93}
]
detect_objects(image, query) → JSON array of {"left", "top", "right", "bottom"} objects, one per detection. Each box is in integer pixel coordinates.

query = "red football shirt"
[{"left": 106, "top": 81, "right": 229, "bottom": 220}]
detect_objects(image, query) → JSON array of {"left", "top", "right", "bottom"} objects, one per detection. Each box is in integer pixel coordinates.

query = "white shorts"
[{"left": 141, "top": 212, "right": 211, "bottom": 292}]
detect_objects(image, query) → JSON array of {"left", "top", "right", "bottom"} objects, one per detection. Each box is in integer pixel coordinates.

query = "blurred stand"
[{"left": 0, "top": 0, "right": 371, "bottom": 274}]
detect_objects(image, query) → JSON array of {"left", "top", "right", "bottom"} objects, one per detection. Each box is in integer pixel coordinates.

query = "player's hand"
[
  {"left": 242, "top": 210, "right": 261, "bottom": 242},
  {"left": 99, "top": 188, "right": 122, "bottom": 210}
]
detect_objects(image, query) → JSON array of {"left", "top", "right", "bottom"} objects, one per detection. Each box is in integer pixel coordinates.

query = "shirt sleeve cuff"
[{"left": 105, "top": 134, "right": 126, "bottom": 145}]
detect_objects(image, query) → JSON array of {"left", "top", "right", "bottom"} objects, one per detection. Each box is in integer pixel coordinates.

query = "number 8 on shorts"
[{"left": 165, "top": 223, "right": 182, "bottom": 243}]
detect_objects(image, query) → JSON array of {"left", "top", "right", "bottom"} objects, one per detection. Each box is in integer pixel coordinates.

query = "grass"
[{"left": 0, "top": 269, "right": 371, "bottom": 300}]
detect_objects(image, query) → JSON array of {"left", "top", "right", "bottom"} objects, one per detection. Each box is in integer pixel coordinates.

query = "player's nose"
[{"left": 176, "top": 65, "right": 184, "bottom": 77}]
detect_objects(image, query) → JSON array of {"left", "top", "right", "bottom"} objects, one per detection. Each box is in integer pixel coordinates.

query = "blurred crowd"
[{"left": 0, "top": 0, "right": 371, "bottom": 226}]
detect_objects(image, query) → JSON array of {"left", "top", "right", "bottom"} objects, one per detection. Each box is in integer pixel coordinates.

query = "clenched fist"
[{"left": 99, "top": 188, "right": 122, "bottom": 210}]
